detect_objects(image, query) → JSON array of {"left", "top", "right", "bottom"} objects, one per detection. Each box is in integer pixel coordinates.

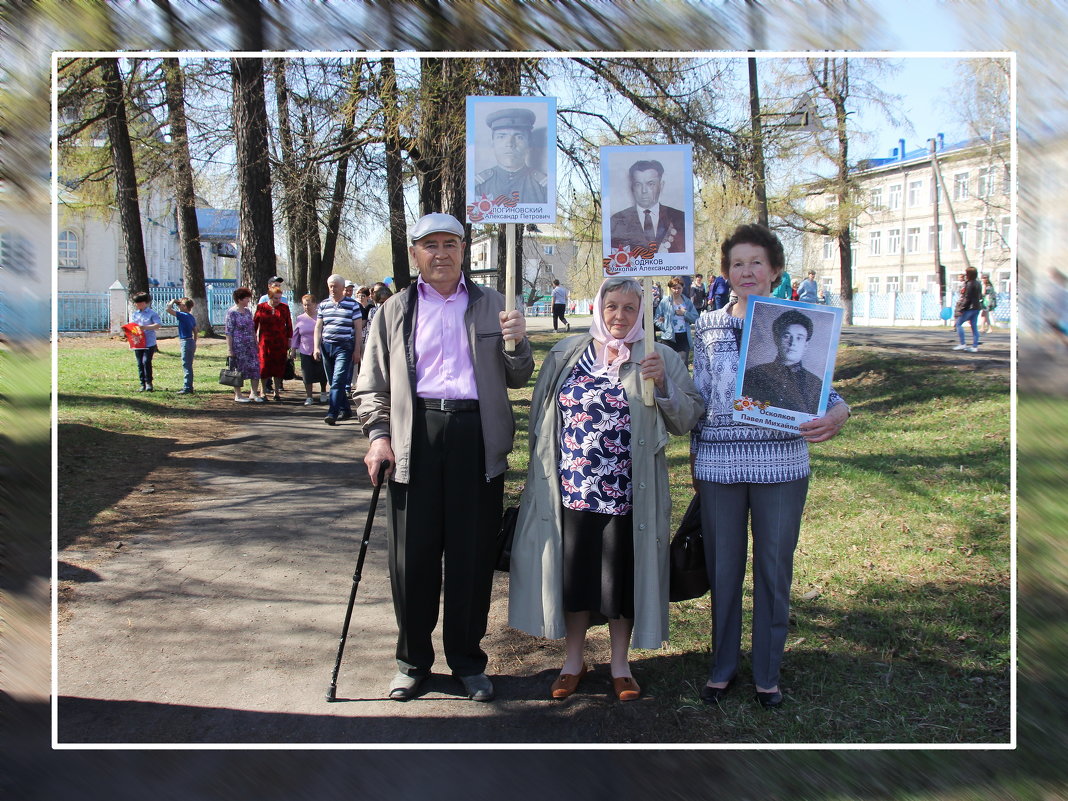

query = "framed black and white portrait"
[
  {"left": 600, "top": 144, "right": 694, "bottom": 276},
  {"left": 734, "top": 296, "right": 844, "bottom": 432},
  {"left": 466, "top": 96, "right": 556, "bottom": 224}
]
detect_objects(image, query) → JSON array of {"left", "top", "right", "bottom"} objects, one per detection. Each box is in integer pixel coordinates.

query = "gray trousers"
[{"left": 697, "top": 476, "right": 809, "bottom": 689}]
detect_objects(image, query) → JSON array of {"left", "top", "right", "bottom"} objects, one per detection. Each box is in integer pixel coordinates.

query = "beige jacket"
[
  {"left": 507, "top": 335, "right": 704, "bottom": 649},
  {"left": 354, "top": 281, "right": 534, "bottom": 484}
]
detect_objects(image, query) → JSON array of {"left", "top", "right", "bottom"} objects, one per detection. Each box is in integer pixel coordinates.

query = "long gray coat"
[{"left": 507, "top": 335, "right": 704, "bottom": 649}]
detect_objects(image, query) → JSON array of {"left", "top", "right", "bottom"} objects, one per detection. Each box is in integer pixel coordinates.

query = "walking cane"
[{"left": 326, "top": 460, "right": 389, "bottom": 702}]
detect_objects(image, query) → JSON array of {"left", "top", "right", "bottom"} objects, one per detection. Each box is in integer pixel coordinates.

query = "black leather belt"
[{"left": 416, "top": 397, "right": 480, "bottom": 412}]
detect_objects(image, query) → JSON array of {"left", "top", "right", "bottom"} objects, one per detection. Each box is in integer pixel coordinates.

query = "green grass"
[
  {"left": 56, "top": 335, "right": 237, "bottom": 546},
  {"left": 55, "top": 331, "right": 1014, "bottom": 747},
  {"left": 505, "top": 331, "right": 1011, "bottom": 744},
  {"left": 2, "top": 345, "right": 52, "bottom": 585}
]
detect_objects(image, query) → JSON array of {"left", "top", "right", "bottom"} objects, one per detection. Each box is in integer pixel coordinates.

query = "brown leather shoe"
[
  {"left": 550, "top": 664, "right": 588, "bottom": 699},
  {"left": 613, "top": 675, "right": 641, "bottom": 702}
]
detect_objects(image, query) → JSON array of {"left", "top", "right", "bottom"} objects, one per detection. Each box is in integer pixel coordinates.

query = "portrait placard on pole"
[
  {"left": 466, "top": 96, "right": 556, "bottom": 225},
  {"left": 733, "top": 296, "right": 844, "bottom": 433},
  {"left": 600, "top": 144, "right": 694, "bottom": 277}
]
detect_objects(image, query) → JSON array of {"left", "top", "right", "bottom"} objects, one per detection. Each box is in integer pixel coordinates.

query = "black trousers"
[
  {"left": 134, "top": 346, "right": 155, "bottom": 386},
  {"left": 386, "top": 407, "right": 503, "bottom": 677},
  {"left": 552, "top": 303, "right": 567, "bottom": 331}
]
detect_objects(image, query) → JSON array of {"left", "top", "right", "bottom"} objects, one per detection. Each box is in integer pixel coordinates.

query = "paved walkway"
[{"left": 54, "top": 318, "right": 1012, "bottom": 745}]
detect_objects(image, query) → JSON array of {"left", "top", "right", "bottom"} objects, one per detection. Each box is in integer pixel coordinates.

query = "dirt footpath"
[{"left": 57, "top": 318, "right": 647, "bottom": 745}]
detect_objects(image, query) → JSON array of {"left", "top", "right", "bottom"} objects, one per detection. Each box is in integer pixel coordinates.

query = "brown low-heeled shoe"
[
  {"left": 612, "top": 675, "right": 641, "bottom": 702},
  {"left": 550, "top": 664, "right": 589, "bottom": 699}
]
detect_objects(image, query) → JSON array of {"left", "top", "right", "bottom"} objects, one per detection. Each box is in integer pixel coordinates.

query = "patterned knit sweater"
[{"left": 691, "top": 305, "right": 844, "bottom": 484}]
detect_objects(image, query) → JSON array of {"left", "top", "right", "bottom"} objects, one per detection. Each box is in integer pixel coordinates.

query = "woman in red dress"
[{"left": 254, "top": 287, "right": 294, "bottom": 402}]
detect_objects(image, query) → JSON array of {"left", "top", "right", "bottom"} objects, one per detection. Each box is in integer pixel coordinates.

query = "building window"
[
  {"left": 888, "top": 183, "right": 902, "bottom": 210},
  {"left": 906, "top": 227, "right": 920, "bottom": 253},
  {"left": 1001, "top": 215, "right": 1011, "bottom": 246},
  {"left": 928, "top": 224, "right": 944, "bottom": 252},
  {"left": 822, "top": 236, "right": 833, "bottom": 260},
  {"left": 869, "top": 187, "right": 883, "bottom": 209},
  {"left": 997, "top": 271, "right": 1010, "bottom": 294},
  {"left": 929, "top": 177, "right": 942, "bottom": 203},
  {"left": 953, "top": 221, "right": 968, "bottom": 251},
  {"left": 0, "top": 231, "right": 33, "bottom": 276},
  {"left": 58, "top": 230, "right": 80, "bottom": 269},
  {"left": 953, "top": 172, "right": 970, "bottom": 200},
  {"left": 886, "top": 275, "right": 900, "bottom": 293},
  {"left": 904, "top": 275, "right": 919, "bottom": 292},
  {"left": 867, "top": 276, "right": 881, "bottom": 293},
  {"left": 908, "top": 179, "right": 924, "bottom": 206},
  {"left": 543, "top": 244, "right": 555, "bottom": 255},
  {"left": 869, "top": 230, "right": 882, "bottom": 256},
  {"left": 1002, "top": 164, "right": 1012, "bottom": 194},
  {"left": 978, "top": 166, "right": 996, "bottom": 198},
  {"left": 888, "top": 228, "right": 901, "bottom": 253},
  {"left": 979, "top": 218, "right": 999, "bottom": 248}
]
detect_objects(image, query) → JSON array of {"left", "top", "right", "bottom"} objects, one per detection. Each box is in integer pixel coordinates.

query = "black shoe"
[
  {"left": 324, "top": 415, "right": 337, "bottom": 426},
  {"left": 700, "top": 676, "right": 735, "bottom": 705},
  {"left": 566, "top": 323, "right": 570, "bottom": 332},
  {"left": 339, "top": 411, "right": 353, "bottom": 421},
  {"left": 755, "top": 689, "right": 783, "bottom": 709}
]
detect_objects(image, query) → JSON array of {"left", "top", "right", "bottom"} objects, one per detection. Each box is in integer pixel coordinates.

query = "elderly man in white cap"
[{"left": 356, "top": 212, "right": 534, "bottom": 702}]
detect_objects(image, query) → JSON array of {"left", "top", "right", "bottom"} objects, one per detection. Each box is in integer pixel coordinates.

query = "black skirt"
[
  {"left": 561, "top": 507, "right": 634, "bottom": 621},
  {"left": 299, "top": 353, "right": 327, "bottom": 385}
]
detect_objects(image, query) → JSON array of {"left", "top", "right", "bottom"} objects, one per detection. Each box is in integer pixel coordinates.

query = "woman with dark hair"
[
  {"left": 254, "top": 286, "right": 294, "bottom": 402},
  {"left": 979, "top": 273, "right": 998, "bottom": 335},
  {"left": 509, "top": 276, "right": 704, "bottom": 702},
  {"left": 655, "top": 276, "right": 699, "bottom": 367},
  {"left": 953, "top": 266, "right": 982, "bottom": 352},
  {"left": 691, "top": 223, "right": 850, "bottom": 709},
  {"left": 225, "top": 286, "right": 263, "bottom": 402}
]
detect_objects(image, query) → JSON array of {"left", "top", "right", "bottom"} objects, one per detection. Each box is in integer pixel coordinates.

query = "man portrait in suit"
[
  {"left": 474, "top": 107, "right": 548, "bottom": 204},
  {"left": 609, "top": 159, "right": 686, "bottom": 254},
  {"left": 742, "top": 309, "right": 823, "bottom": 414}
]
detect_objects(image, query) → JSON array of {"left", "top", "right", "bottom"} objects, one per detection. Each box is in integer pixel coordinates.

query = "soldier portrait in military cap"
[{"left": 467, "top": 96, "right": 556, "bottom": 224}]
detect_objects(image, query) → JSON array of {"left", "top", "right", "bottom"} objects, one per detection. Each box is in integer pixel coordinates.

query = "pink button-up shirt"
[{"left": 414, "top": 274, "right": 479, "bottom": 400}]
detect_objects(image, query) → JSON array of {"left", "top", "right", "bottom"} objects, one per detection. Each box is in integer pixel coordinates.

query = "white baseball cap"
[{"left": 410, "top": 213, "right": 465, "bottom": 243}]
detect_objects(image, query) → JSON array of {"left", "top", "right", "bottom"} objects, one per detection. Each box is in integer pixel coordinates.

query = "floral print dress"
[
  {"left": 557, "top": 343, "right": 633, "bottom": 516},
  {"left": 226, "top": 305, "right": 260, "bottom": 379}
]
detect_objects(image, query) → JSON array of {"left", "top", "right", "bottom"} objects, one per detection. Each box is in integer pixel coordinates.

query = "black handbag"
[
  {"left": 218, "top": 357, "right": 243, "bottom": 388},
  {"left": 669, "top": 495, "right": 709, "bottom": 602},
  {"left": 284, "top": 357, "right": 296, "bottom": 380},
  {"left": 495, "top": 505, "right": 519, "bottom": 572}
]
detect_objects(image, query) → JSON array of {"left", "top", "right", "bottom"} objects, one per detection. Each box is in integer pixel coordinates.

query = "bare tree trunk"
[
  {"left": 320, "top": 64, "right": 361, "bottom": 279},
  {"left": 831, "top": 59, "right": 854, "bottom": 324},
  {"left": 98, "top": 58, "right": 149, "bottom": 295},
  {"left": 272, "top": 58, "right": 305, "bottom": 297},
  {"left": 381, "top": 58, "right": 410, "bottom": 289},
  {"left": 231, "top": 57, "right": 276, "bottom": 292},
  {"left": 162, "top": 58, "right": 213, "bottom": 335}
]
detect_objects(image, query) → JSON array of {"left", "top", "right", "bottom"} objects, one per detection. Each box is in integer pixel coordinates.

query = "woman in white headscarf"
[{"left": 508, "top": 276, "right": 703, "bottom": 701}]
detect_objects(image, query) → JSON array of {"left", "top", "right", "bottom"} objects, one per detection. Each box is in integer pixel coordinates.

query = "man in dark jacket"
[{"left": 609, "top": 159, "right": 686, "bottom": 254}]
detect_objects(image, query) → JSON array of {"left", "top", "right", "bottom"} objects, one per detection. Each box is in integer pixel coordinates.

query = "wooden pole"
[
  {"left": 505, "top": 223, "right": 516, "bottom": 353},
  {"left": 643, "top": 277, "right": 654, "bottom": 406}
]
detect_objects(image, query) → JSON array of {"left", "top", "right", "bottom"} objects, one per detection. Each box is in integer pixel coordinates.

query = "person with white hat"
[{"left": 356, "top": 212, "right": 534, "bottom": 703}]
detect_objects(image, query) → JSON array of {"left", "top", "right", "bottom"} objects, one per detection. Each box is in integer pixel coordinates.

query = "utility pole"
[
  {"left": 746, "top": 0, "right": 769, "bottom": 226},
  {"left": 930, "top": 138, "right": 945, "bottom": 304}
]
